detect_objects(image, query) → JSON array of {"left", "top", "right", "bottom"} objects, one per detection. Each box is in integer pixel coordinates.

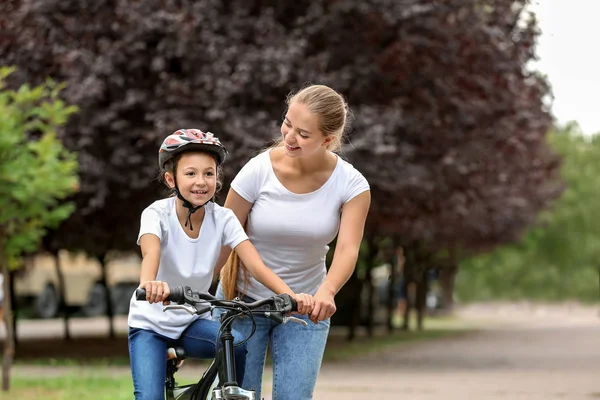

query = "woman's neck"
[{"left": 281, "top": 147, "right": 336, "bottom": 174}]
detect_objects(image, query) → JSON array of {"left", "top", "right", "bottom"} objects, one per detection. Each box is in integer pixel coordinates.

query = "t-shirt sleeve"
[
  {"left": 137, "top": 207, "right": 164, "bottom": 245},
  {"left": 221, "top": 209, "right": 249, "bottom": 249},
  {"left": 343, "top": 168, "right": 370, "bottom": 203},
  {"left": 230, "top": 153, "right": 264, "bottom": 203}
]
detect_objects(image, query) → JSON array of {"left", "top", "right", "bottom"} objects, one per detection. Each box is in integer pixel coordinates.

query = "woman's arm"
[
  {"left": 139, "top": 233, "right": 170, "bottom": 304},
  {"left": 310, "top": 190, "right": 371, "bottom": 322}
]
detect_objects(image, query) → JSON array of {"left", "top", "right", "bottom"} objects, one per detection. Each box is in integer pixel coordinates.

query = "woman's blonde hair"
[
  {"left": 220, "top": 250, "right": 242, "bottom": 300},
  {"left": 220, "top": 226, "right": 249, "bottom": 300}
]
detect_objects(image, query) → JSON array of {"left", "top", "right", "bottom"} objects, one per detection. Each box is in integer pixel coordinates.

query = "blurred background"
[{"left": 1, "top": 1, "right": 598, "bottom": 399}]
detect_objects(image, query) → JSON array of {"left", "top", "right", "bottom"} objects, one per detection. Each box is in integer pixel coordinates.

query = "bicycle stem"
[{"left": 218, "top": 313, "right": 239, "bottom": 388}]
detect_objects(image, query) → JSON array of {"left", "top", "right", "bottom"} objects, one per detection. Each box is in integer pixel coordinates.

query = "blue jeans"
[
  {"left": 128, "top": 318, "right": 247, "bottom": 400},
  {"left": 214, "top": 283, "right": 330, "bottom": 400}
]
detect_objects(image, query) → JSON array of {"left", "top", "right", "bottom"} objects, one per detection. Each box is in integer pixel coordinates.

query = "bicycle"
[{"left": 135, "top": 285, "right": 307, "bottom": 400}]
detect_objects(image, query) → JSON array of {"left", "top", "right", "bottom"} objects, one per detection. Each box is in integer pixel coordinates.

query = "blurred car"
[{"left": 14, "top": 250, "right": 140, "bottom": 318}]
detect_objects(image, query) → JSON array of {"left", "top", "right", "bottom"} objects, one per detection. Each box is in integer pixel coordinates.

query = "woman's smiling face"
[{"left": 281, "top": 101, "right": 332, "bottom": 158}]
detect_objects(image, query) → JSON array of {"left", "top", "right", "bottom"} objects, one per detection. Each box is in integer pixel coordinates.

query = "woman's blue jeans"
[
  {"left": 128, "top": 318, "right": 247, "bottom": 400},
  {"left": 214, "top": 283, "right": 330, "bottom": 400}
]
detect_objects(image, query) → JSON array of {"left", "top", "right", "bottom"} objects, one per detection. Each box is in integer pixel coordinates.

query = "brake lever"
[
  {"left": 163, "top": 304, "right": 198, "bottom": 315},
  {"left": 284, "top": 316, "right": 308, "bottom": 327}
]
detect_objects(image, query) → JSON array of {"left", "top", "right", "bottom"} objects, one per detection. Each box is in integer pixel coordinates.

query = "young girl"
[
  {"left": 127, "top": 129, "right": 313, "bottom": 400},
  {"left": 216, "top": 85, "right": 371, "bottom": 399}
]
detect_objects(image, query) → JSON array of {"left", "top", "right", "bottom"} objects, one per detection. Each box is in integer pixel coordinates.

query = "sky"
[{"left": 530, "top": 1, "right": 600, "bottom": 135}]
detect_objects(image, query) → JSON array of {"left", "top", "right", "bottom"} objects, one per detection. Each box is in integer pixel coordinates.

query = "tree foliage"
[
  {"left": 0, "top": 66, "right": 78, "bottom": 390},
  {"left": 457, "top": 124, "right": 600, "bottom": 302},
  {"left": 0, "top": 66, "right": 78, "bottom": 266},
  {"left": 345, "top": 1, "right": 562, "bottom": 251},
  {"left": 0, "top": 0, "right": 561, "bottom": 294}
]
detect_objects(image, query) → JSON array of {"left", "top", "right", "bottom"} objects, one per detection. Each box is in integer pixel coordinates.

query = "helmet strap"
[{"left": 173, "top": 176, "right": 212, "bottom": 231}]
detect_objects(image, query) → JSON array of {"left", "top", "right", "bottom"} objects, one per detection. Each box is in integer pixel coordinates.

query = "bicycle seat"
[{"left": 167, "top": 346, "right": 186, "bottom": 369}]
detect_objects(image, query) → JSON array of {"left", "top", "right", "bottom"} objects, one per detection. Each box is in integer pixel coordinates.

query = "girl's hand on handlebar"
[
  {"left": 140, "top": 280, "right": 171, "bottom": 305},
  {"left": 292, "top": 293, "right": 314, "bottom": 315}
]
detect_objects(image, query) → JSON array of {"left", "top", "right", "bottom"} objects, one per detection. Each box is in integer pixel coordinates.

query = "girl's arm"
[
  {"left": 310, "top": 190, "right": 371, "bottom": 323},
  {"left": 139, "top": 233, "right": 170, "bottom": 304},
  {"left": 216, "top": 189, "right": 314, "bottom": 314},
  {"left": 220, "top": 188, "right": 289, "bottom": 294},
  {"left": 234, "top": 240, "right": 313, "bottom": 315},
  {"left": 234, "top": 240, "right": 293, "bottom": 296}
]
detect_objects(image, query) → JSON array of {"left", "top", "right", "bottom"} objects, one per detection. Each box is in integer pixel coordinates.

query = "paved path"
[
  {"left": 5, "top": 302, "right": 600, "bottom": 399},
  {"left": 306, "top": 303, "right": 600, "bottom": 400}
]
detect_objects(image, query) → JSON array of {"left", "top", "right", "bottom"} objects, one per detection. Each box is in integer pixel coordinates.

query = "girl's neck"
[{"left": 174, "top": 198, "right": 206, "bottom": 231}]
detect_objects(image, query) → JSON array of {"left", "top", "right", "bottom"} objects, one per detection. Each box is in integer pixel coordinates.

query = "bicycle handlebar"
[
  {"left": 135, "top": 285, "right": 298, "bottom": 318},
  {"left": 135, "top": 286, "right": 213, "bottom": 304}
]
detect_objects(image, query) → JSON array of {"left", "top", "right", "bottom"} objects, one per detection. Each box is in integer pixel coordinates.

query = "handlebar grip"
[
  {"left": 268, "top": 312, "right": 284, "bottom": 324},
  {"left": 288, "top": 296, "right": 298, "bottom": 313},
  {"left": 135, "top": 286, "right": 185, "bottom": 303},
  {"left": 135, "top": 288, "right": 148, "bottom": 301}
]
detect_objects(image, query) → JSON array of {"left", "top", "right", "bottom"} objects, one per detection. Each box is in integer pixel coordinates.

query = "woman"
[{"left": 214, "top": 85, "right": 371, "bottom": 399}]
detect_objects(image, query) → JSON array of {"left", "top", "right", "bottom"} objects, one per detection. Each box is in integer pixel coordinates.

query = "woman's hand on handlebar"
[
  {"left": 140, "top": 280, "right": 171, "bottom": 305},
  {"left": 292, "top": 293, "right": 314, "bottom": 315},
  {"left": 309, "top": 285, "right": 336, "bottom": 324}
]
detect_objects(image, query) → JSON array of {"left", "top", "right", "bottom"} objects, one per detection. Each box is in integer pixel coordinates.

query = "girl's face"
[
  {"left": 280, "top": 101, "right": 333, "bottom": 158},
  {"left": 166, "top": 152, "right": 217, "bottom": 207}
]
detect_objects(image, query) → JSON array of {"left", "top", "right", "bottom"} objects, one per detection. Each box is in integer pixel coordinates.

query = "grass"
[
  {"left": 14, "top": 356, "right": 131, "bottom": 367},
  {"left": 1, "top": 316, "right": 475, "bottom": 399},
  {"left": 0, "top": 373, "right": 134, "bottom": 400}
]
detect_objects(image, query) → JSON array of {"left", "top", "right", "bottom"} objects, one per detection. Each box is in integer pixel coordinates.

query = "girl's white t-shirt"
[
  {"left": 232, "top": 150, "right": 370, "bottom": 300},
  {"left": 128, "top": 197, "right": 248, "bottom": 339}
]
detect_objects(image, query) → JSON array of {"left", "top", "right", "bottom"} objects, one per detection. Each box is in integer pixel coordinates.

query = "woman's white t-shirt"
[
  {"left": 232, "top": 150, "right": 370, "bottom": 300},
  {"left": 128, "top": 197, "right": 248, "bottom": 339}
]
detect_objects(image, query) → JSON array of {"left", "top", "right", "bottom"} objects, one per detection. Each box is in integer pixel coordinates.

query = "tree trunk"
[
  {"left": 98, "top": 254, "right": 116, "bottom": 339},
  {"left": 8, "top": 271, "right": 17, "bottom": 347},
  {"left": 52, "top": 252, "right": 71, "bottom": 340},
  {"left": 386, "top": 239, "right": 400, "bottom": 334},
  {"left": 346, "top": 268, "right": 362, "bottom": 341},
  {"left": 1, "top": 246, "right": 15, "bottom": 391},
  {"left": 439, "top": 247, "right": 459, "bottom": 313},
  {"left": 416, "top": 269, "right": 429, "bottom": 331},
  {"left": 401, "top": 245, "right": 416, "bottom": 331},
  {"left": 365, "top": 236, "right": 377, "bottom": 338}
]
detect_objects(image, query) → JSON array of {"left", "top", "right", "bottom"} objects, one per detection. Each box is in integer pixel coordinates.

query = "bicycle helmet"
[
  {"left": 158, "top": 128, "right": 228, "bottom": 231},
  {"left": 159, "top": 128, "right": 228, "bottom": 169}
]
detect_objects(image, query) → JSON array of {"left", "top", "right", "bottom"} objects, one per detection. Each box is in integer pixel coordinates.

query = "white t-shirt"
[
  {"left": 232, "top": 150, "right": 370, "bottom": 300},
  {"left": 128, "top": 197, "right": 248, "bottom": 339}
]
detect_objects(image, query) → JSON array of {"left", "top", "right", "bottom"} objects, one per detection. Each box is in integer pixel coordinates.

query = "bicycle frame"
[
  {"left": 165, "top": 308, "right": 255, "bottom": 400},
  {"left": 133, "top": 286, "right": 298, "bottom": 400}
]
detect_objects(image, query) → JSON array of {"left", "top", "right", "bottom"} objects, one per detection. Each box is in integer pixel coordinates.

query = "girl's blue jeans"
[
  {"left": 128, "top": 318, "right": 247, "bottom": 400},
  {"left": 214, "top": 283, "right": 330, "bottom": 400}
]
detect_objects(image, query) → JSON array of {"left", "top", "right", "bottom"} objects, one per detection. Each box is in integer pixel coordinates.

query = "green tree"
[
  {"left": 458, "top": 123, "right": 600, "bottom": 303},
  {"left": 0, "top": 67, "right": 78, "bottom": 391}
]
